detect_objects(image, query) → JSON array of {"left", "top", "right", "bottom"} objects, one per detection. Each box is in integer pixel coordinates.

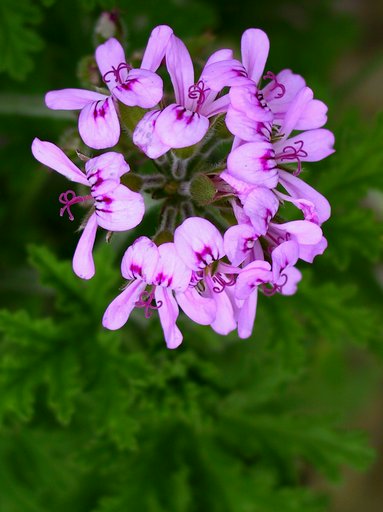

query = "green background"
[{"left": 0, "top": 0, "right": 382, "bottom": 510}]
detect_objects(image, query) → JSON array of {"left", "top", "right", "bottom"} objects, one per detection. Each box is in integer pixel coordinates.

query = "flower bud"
[{"left": 190, "top": 174, "right": 216, "bottom": 206}]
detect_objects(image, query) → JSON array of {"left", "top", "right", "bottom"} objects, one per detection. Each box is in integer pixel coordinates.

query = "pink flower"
[
  {"left": 31, "top": 138, "right": 145, "bottom": 279},
  {"left": 102, "top": 237, "right": 216, "bottom": 348},
  {"left": 45, "top": 26, "right": 173, "bottom": 149},
  {"left": 174, "top": 217, "right": 239, "bottom": 335},
  {"left": 133, "top": 35, "right": 232, "bottom": 158}
]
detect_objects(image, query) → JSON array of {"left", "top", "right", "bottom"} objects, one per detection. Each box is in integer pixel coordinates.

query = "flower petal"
[
  {"left": 121, "top": 237, "right": 159, "bottom": 282},
  {"left": 94, "top": 184, "right": 144, "bottom": 232},
  {"left": 299, "top": 236, "right": 328, "bottom": 263},
  {"left": 155, "top": 287, "right": 183, "bottom": 349},
  {"left": 31, "top": 138, "right": 88, "bottom": 185},
  {"left": 45, "top": 88, "right": 108, "bottom": 110},
  {"left": 223, "top": 223, "right": 258, "bottom": 266},
  {"left": 244, "top": 187, "right": 279, "bottom": 236},
  {"left": 271, "top": 240, "right": 299, "bottom": 283},
  {"left": 274, "top": 220, "right": 323, "bottom": 245},
  {"left": 227, "top": 141, "right": 278, "bottom": 188},
  {"left": 155, "top": 104, "right": 209, "bottom": 149},
  {"left": 112, "top": 68, "right": 163, "bottom": 108},
  {"left": 174, "top": 217, "right": 224, "bottom": 271},
  {"left": 263, "top": 69, "right": 306, "bottom": 108},
  {"left": 78, "top": 97, "right": 120, "bottom": 149},
  {"left": 102, "top": 280, "right": 146, "bottom": 330},
  {"left": 155, "top": 243, "right": 192, "bottom": 291},
  {"left": 141, "top": 25, "right": 173, "bottom": 72},
  {"left": 237, "top": 291, "right": 258, "bottom": 339},
  {"left": 72, "top": 213, "right": 98, "bottom": 280},
  {"left": 278, "top": 87, "right": 314, "bottom": 140},
  {"left": 166, "top": 35, "right": 194, "bottom": 107},
  {"left": 86, "top": 151, "right": 130, "bottom": 195},
  {"left": 207, "top": 281, "right": 236, "bottom": 335},
  {"left": 295, "top": 99, "right": 328, "bottom": 131},
  {"left": 241, "top": 28, "right": 270, "bottom": 83},
  {"left": 279, "top": 266, "right": 302, "bottom": 295},
  {"left": 278, "top": 170, "right": 331, "bottom": 224},
  {"left": 201, "top": 59, "right": 251, "bottom": 92},
  {"left": 176, "top": 287, "right": 216, "bottom": 325},
  {"left": 236, "top": 260, "right": 271, "bottom": 300},
  {"left": 133, "top": 110, "right": 171, "bottom": 158},
  {"left": 95, "top": 37, "right": 127, "bottom": 91}
]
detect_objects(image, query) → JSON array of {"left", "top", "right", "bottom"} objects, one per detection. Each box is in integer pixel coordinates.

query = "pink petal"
[
  {"left": 112, "top": 68, "right": 163, "bottom": 108},
  {"left": 279, "top": 266, "right": 302, "bottom": 295},
  {"left": 155, "top": 287, "right": 183, "bottom": 349},
  {"left": 102, "top": 280, "right": 146, "bottom": 330},
  {"left": 226, "top": 107, "right": 270, "bottom": 141},
  {"left": 78, "top": 97, "right": 120, "bottom": 149},
  {"left": 155, "top": 104, "right": 209, "bottom": 149},
  {"left": 156, "top": 243, "right": 192, "bottom": 292},
  {"left": 141, "top": 25, "right": 173, "bottom": 72},
  {"left": 72, "top": 213, "right": 98, "bottom": 280},
  {"left": 279, "top": 87, "right": 314, "bottom": 140},
  {"left": 31, "top": 138, "right": 88, "bottom": 185},
  {"left": 45, "top": 88, "right": 108, "bottom": 110},
  {"left": 237, "top": 291, "right": 258, "bottom": 339},
  {"left": 243, "top": 187, "right": 279, "bottom": 236},
  {"left": 220, "top": 171, "right": 255, "bottom": 199},
  {"left": 95, "top": 37, "right": 127, "bottom": 91},
  {"left": 275, "top": 220, "right": 323, "bottom": 245},
  {"left": 133, "top": 110, "right": 171, "bottom": 158},
  {"left": 223, "top": 224, "right": 258, "bottom": 266},
  {"left": 121, "top": 237, "right": 160, "bottom": 283},
  {"left": 241, "top": 28, "right": 270, "bottom": 83},
  {"left": 294, "top": 99, "right": 328, "bottom": 131},
  {"left": 201, "top": 59, "right": 251, "bottom": 92},
  {"left": 202, "top": 94, "right": 231, "bottom": 118},
  {"left": 227, "top": 141, "right": 278, "bottom": 188},
  {"left": 208, "top": 283, "right": 237, "bottom": 336},
  {"left": 299, "top": 236, "right": 328, "bottom": 263},
  {"left": 229, "top": 84, "right": 273, "bottom": 121},
  {"left": 166, "top": 35, "right": 194, "bottom": 107},
  {"left": 204, "top": 48, "right": 234, "bottom": 68},
  {"left": 94, "top": 184, "right": 144, "bottom": 232},
  {"left": 174, "top": 217, "right": 224, "bottom": 271},
  {"left": 176, "top": 287, "right": 216, "bottom": 325},
  {"left": 235, "top": 260, "right": 271, "bottom": 300},
  {"left": 271, "top": 240, "right": 299, "bottom": 282},
  {"left": 85, "top": 151, "right": 130, "bottom": 195},
  {"left": 275, "top": 129, "right": 335, "bottom": 163},
  {"left": 278, "top": 170, "right": 331, "bottom": 224}
]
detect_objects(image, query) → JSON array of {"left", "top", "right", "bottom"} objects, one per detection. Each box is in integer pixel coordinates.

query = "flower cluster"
[{"left": 32, "top": 25, "right": 334, "bottom": 349}]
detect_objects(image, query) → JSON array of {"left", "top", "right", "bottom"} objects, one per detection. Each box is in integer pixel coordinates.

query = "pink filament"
[
  {"left": 135, "top": 288, "right": 163, "bottom": 319},
  {"left": 263, "top": 71, "right": 286, "bottom": 99},
  {"left": 188, "top": 80, "right": 210, "bottom": 111},
  {"left": 212, "top": 273, "right": 236, "bottom": 294},
  {"left": 58, "top": 190, "right": 92, "bottom": 221},
  {"left": 261, "top": 273, "right": 288, "bottom": 296},
  {"left": 278, "top": 140, "right": 308, "bottom": 176},
  {"left": 102, "top": 62, "right": 131, "bottom": 85}
]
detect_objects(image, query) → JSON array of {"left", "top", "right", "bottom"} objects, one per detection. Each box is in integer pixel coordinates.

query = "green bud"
[
  {"left": 172, "top": 146, "right": 196, "bottom": 159},
  {"left": 190, "top": 174, "right": 216, "bottom": 206},
  {"left": 77, "top": 56, "right": 101, "bottom": 89}
]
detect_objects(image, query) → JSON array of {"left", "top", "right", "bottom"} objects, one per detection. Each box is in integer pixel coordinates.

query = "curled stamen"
[
  {"left": 212, "top": 273, "right": 236, "bottom": 294},
  {"left": 278, "top": 140, "right": 308, "bottom": 176},
  {"left": 263, "top": 71, "right": 286, "bottom": 99},
  {"left": 102, "top": 62, "right": 131, "bottom": 84},
  {"left": 135, "top": 288, "right": 162, "bottom": 319},
  {"left": 261, "top": 273, "right": 288, "bottom": 296},
  {"left": 58, "top": 190, "right": 92, "bottom": 221},
  {"left": 188, "top": 80, "right": 210, "bottom": 110}
]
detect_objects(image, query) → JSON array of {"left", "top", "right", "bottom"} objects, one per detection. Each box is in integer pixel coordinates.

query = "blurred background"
[{"left": 0, "top": 0, "right": 382, "bottom": 510}]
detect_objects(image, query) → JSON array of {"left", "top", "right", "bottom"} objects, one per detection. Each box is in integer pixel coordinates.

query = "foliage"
[{"left": 0, "top": 0, "right": 382, "bottom": 511}]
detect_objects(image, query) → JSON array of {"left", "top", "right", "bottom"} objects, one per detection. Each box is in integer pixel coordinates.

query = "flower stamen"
[
  {"left": 59, "top": 190, "right": 92, "bottom": 221},
  {"left": 135, "top": 288, "right": 163, "bottom": 318},
  {"left": 263, "top": 71, "right": 286, "bottom": 99},
  {"left": 102, "top": 62, "right": 131, "bottom": 84},
  {"left": 212, "top": 273, "right": 236, "bottom": 293},
  {"left": 188, "top": 80, "right": 210, "bottom": 111},
  {"left": 277, "top": 140, "right": 308, "bottom": 176}
]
